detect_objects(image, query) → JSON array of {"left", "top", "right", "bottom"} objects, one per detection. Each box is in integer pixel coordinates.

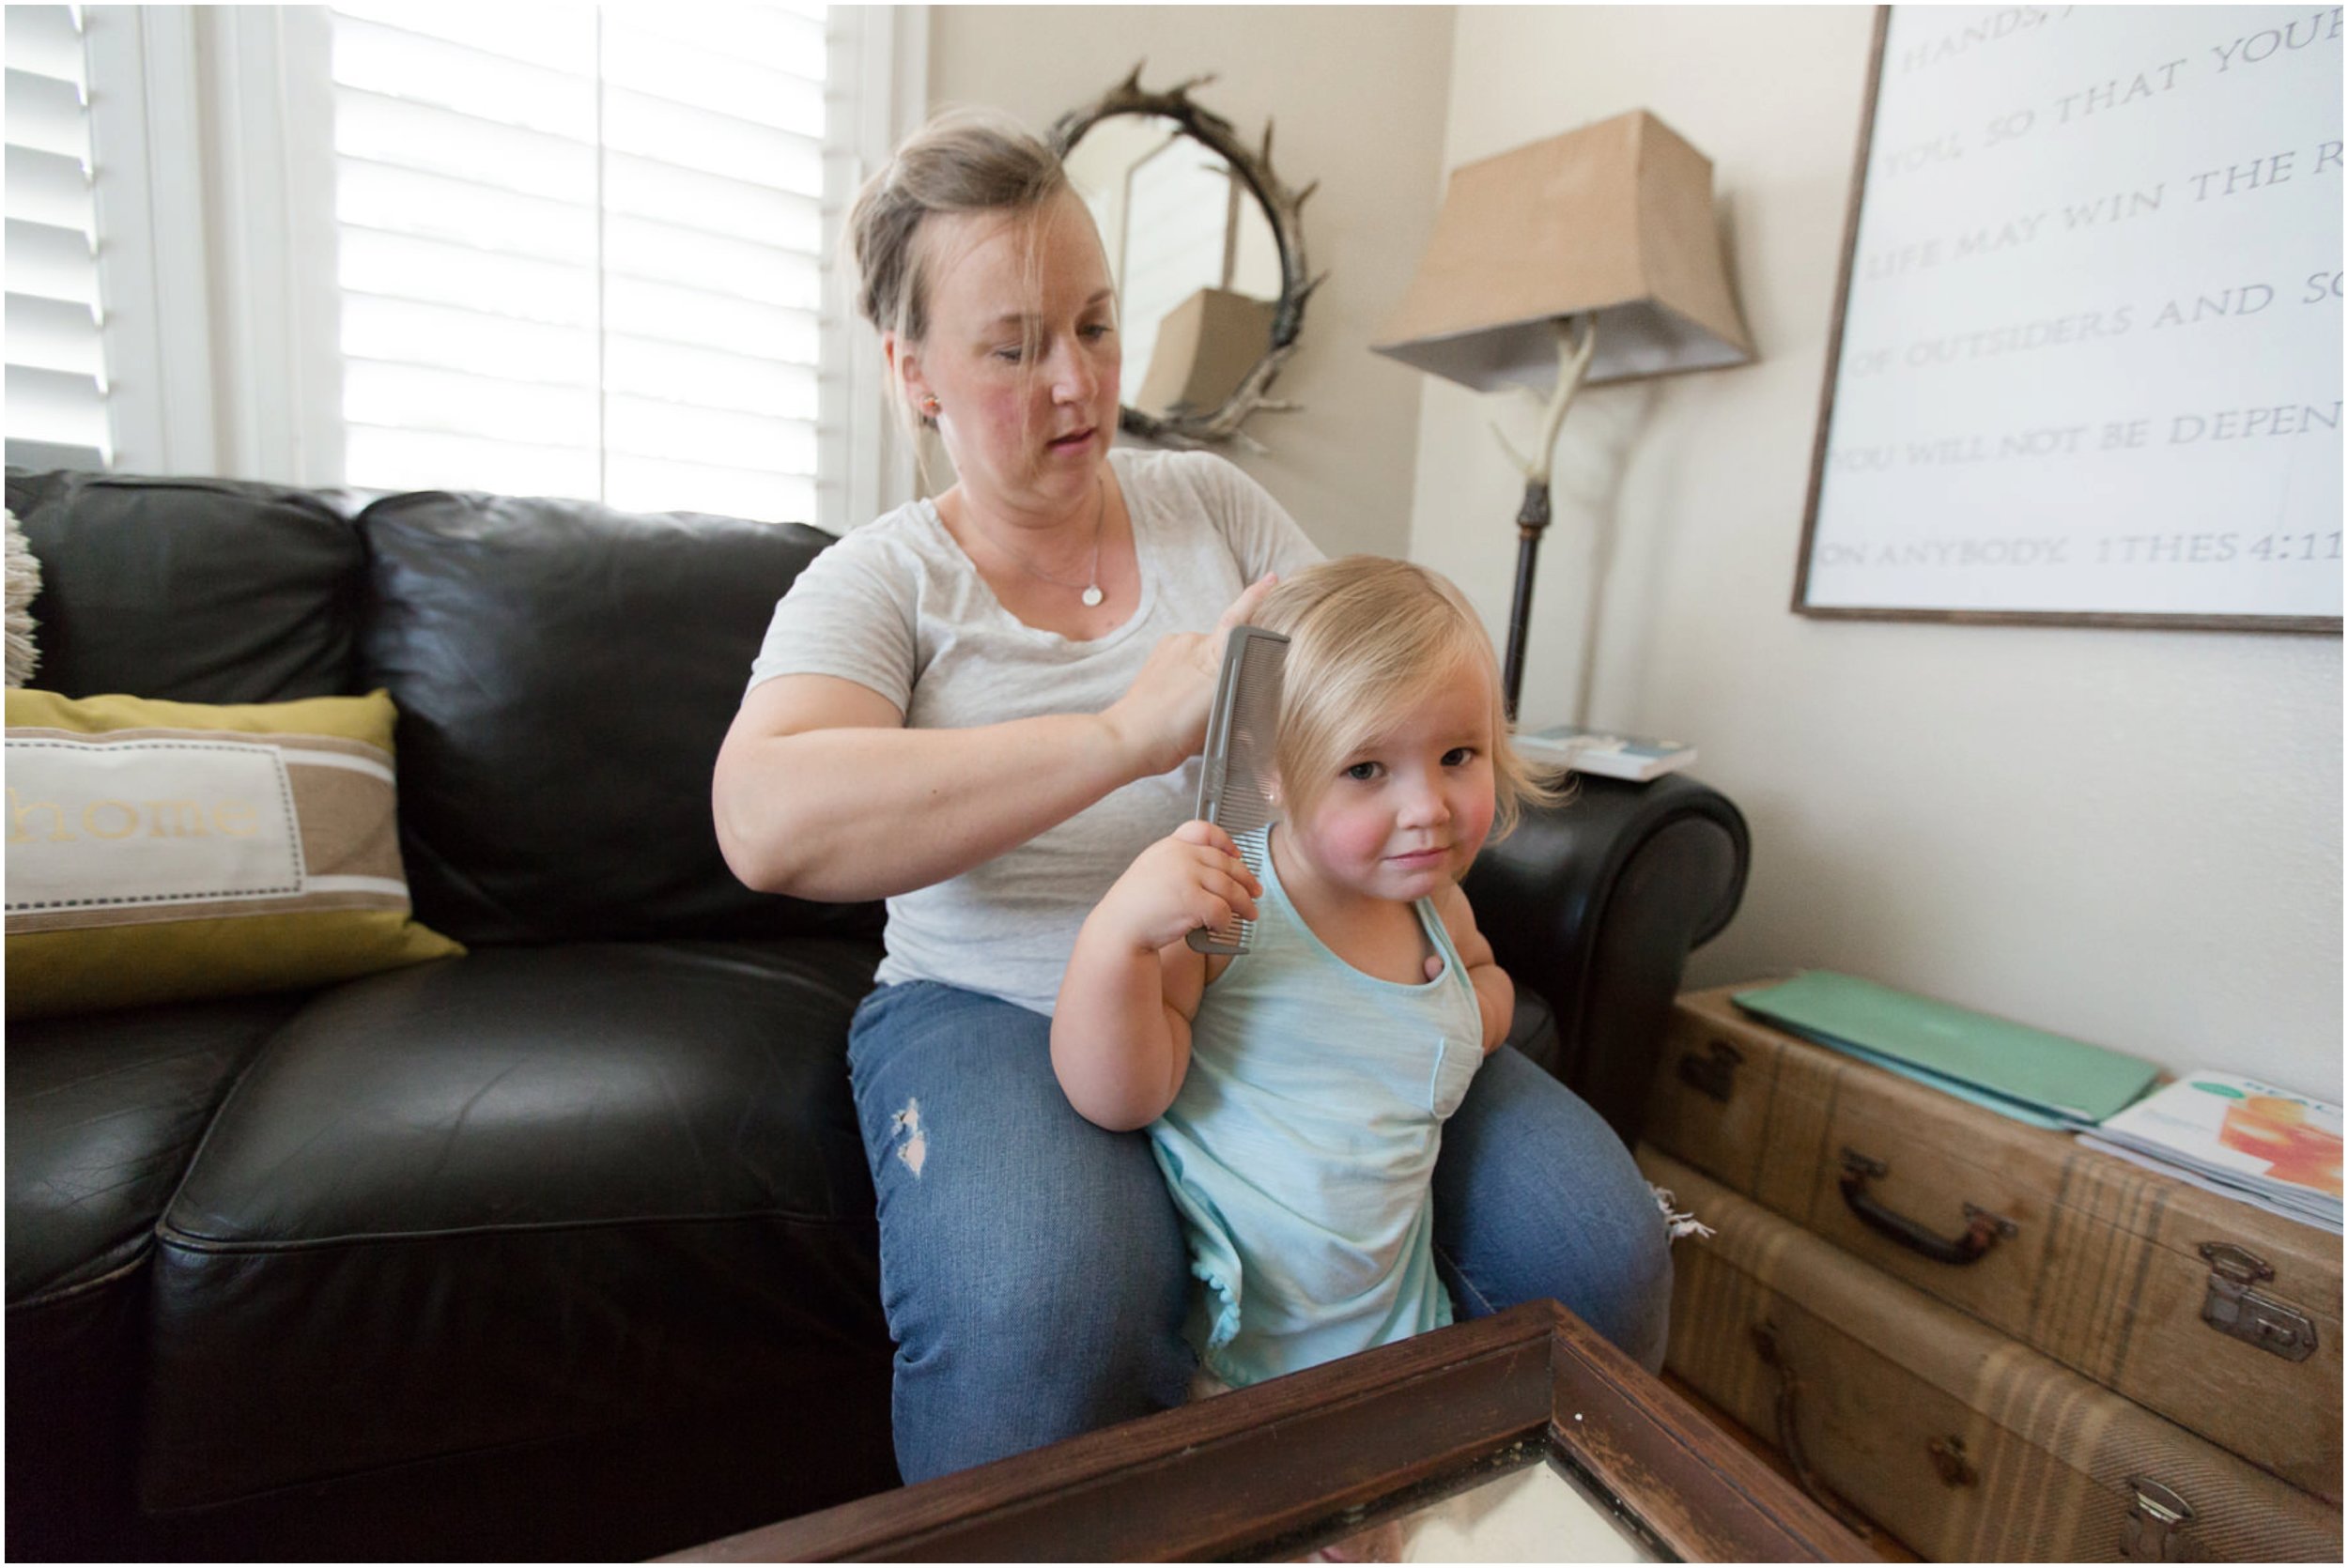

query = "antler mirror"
[{"left": 1049, "top": 69, "right": 1321, "bottom": 450}]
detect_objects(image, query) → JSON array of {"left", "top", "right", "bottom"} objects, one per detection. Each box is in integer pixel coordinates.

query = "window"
[
  {"left": 43, "top": 4, "right": 921, "bottom": 529},
  {"left": 5, "top": 4, "right": 108, "bottom": 472},
  {"left": 325, "top": 2, "right": 829, "bottom": 519}
]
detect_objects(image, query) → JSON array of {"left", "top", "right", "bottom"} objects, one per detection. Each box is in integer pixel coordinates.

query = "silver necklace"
[{"left": 978, "top": 477, "right": 1106, "bottom": 607}]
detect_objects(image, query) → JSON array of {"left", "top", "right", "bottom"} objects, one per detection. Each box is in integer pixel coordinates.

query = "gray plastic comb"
[{"left": 1187, "top": 623, "right": 1290, "bottom": 956}]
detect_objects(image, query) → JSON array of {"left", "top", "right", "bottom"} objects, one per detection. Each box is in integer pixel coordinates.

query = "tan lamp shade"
[{"left": 1373, "top": 109, "right": 1754, "bottom": 392}]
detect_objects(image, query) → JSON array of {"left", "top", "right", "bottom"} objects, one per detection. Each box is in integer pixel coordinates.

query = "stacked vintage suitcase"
[{"left": 1641, "top": 983, "right": 2342, "bottom": 1562}]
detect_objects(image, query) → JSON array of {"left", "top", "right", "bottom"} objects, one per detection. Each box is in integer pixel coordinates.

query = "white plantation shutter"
[
  {"left": 325, "top": 2, "right": 831, "bottom": 520},
  {"left": 6, "top": 4, "right": 109, "bottom": 472}
]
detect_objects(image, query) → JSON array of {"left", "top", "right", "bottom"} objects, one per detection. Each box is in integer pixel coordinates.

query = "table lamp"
[{"left": 1373, "top": 109, "right": 1755, "bottom": 719}]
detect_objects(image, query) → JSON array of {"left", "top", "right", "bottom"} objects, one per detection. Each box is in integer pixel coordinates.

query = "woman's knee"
[
  {"left": 887, "top": 1148, "right": 1194, "bottom": 1477},
  {"left": 962, "top": 1225, "right": 1190, "bottom": 1361},
  {"left": 1583, "top": 1186, "right": 1674, "bottom": 1373},
  {"left": 868, "top": 1108, "right": 1191, "bottom": 1345},
  {"left": 1433, "top": 1048, "right": 1676, "bottom": 1369}
]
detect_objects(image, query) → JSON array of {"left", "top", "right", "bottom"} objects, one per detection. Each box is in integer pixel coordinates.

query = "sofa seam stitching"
[
  {"left": 155, "top": 1206, "right": 876, "bottom": 1253},
  {"left": 6, "top": 1246, "right": 149, "bottom": 1312}
]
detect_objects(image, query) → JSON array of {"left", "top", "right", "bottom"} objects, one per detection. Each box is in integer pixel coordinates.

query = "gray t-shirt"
[{"left": 745, "top": 447, "right": 1323, "bottom": 1016}]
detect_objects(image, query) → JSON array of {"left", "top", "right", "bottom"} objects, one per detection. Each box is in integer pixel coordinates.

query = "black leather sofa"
[{"left": 4, "top": 465, "right": 1749, "bottom": 1561}]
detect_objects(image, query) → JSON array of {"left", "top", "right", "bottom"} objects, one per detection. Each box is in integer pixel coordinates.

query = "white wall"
[
  {"left": 925, "top": 5, "right": 1456, "bottom": 561},
  {"left": 1410, "top": 8, "right": 2344, "bottom": 1098}
]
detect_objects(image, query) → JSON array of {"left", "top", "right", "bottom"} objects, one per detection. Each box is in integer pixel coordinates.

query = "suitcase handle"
[
  {"left": 1839, "top": 1148, "right": 2017, "bottom": 1266},
  {"left": 1750, "top": 1322, "right": 1879, "bottom": 1537}
]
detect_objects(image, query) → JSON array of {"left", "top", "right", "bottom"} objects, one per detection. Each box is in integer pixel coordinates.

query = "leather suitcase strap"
[
  {"left": 1643, "top": 1147, "right": 2343, "bottom": 1563},
  {"left": 1647, "top": 985, "right": 2341, "bottom": 1499}
]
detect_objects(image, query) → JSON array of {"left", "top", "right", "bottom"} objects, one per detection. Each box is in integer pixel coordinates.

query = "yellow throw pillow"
[{"left": 6, "top": 688, "right": 463, "bottom": 1018}]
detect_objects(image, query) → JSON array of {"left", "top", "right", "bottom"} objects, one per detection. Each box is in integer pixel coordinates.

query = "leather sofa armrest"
[{"left": 1462, "top": 773, "right": 1750, "bottom": 1147}]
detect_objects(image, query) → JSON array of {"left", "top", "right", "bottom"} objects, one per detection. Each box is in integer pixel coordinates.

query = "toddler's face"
[{"left": 1283, "top": 673, "right": 1498, "bottom": 905}]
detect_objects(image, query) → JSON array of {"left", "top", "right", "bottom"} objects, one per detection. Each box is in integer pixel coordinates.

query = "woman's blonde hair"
[
  {"left": 1253, "top": 556, "right": 1565, "bottom": 838},
  {"left": 845, "top": 109, "right": 1074, "bottom": 434}
]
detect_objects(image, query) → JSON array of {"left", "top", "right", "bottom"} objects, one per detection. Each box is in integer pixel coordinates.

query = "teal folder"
[{"left": 1732, "top": 971, "right": 2160, "bottom": 1127}]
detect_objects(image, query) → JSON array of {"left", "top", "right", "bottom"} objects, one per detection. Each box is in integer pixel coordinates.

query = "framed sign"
[{"left": 1798, "top": 5, "right": 2342, "bottom": 629}]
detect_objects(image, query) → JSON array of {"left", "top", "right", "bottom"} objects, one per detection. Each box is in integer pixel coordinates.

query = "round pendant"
[{"left": 1081, "top": 585, "right": 1104, "bottom": 607}]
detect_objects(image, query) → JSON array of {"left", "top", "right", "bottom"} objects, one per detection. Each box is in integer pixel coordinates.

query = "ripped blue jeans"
[{"left": 847, "top": 979, "right": 1672, "bottom": 1484}]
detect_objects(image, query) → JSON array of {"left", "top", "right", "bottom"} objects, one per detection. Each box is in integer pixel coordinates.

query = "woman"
[{"left": 712, "top": 110, "right": 1670, "bottom": 1484}]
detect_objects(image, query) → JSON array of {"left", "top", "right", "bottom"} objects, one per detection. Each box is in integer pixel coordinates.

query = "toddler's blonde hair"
[{"left": 1252, "top": 556, "right": 1565, "bottom": 838}]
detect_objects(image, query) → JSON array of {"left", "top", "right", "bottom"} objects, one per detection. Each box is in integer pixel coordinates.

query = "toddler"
[{"left": 1052, "top": 555, "right": 1561, "bottom": 1391}]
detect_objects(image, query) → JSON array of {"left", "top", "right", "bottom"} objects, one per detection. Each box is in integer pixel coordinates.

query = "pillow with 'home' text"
[{"left": 6, "top": 687, "right": 462, "bottom": 1018}]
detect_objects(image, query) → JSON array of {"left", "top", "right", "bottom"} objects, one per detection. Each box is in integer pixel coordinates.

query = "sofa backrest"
[
  {"left": 7, "top": 469, "right": 369, "bottom": 702},
  {"left": 7, "top": 469, "right": 883, "bottom": 948},
  {"left": 357, "top": 489, "right": 880, "bottom": 945}
]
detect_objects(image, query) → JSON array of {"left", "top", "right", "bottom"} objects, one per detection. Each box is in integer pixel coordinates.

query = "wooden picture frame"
[
  {"left": 1795, "top": 5, "right": 2342, "bottom": 631},
  {"left": 666, "top": 1299, "right": 1869, "bottom": 1562}
]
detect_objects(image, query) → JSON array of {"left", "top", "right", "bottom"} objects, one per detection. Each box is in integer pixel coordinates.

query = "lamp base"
[{"left": 1502, "top": 479, "right": 1551, "bottom": 720}]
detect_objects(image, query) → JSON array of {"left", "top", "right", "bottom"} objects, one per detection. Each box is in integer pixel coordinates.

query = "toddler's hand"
[
  {"left": 1424, "top": 954, "right": 1444, "bottom": 982},
  {"left": 1096, "top": 820, "right": 1260, "bottom": 954}
]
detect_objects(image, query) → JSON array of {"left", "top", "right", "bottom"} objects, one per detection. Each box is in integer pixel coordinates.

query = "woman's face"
[{"left": 894, "top": 192, "right": 1122, "bottom": 518}]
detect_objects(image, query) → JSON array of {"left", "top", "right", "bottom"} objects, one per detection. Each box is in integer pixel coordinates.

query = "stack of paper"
[
  {"left": 2080, "top": 1072, "right": 2341, "bottom": 1234},
  {"left": 1732, "top": 972, "right": 2161, "bottom": 1131},
  {"left": 1512, "top": 724, "right": 1696, "bottom": 782}
]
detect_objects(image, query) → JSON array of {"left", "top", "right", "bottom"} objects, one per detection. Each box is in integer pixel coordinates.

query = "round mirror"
[{"left": 1050, "top": 71, "right": 1319, "bottom": 449}]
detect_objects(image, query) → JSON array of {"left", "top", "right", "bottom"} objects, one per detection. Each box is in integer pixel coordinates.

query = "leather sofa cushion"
[
  {"left": 7, "top": 992, "right": 303, "bottom": 1303},
  {"left": 2, "top": 470, "right": 367, "bottom": 704},
  {"left": 164, "top": 939, "right": 882, "bottom": 1241},
  {"left": 357, "top": 492, "right": 883, "bottom": 945},
  {"left": 145, "top": 938, "right": 886, "bottom": 1508}
]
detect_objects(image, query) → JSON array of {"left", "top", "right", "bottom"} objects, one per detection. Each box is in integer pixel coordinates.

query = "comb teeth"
[{"left": 1189, "top": 625, "right": 1289, "bottom": 956}]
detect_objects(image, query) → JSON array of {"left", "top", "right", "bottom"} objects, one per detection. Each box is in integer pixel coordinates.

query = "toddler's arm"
[
  {"left": 1432, "top": 880, "right": 1514, "bottom": 1053},
  {"left": 1052, "top": 821, "right": 1259, "bottom": 1130}
]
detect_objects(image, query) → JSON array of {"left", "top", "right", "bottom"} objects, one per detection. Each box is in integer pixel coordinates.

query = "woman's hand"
[
  {"left": 1091, "top": 821, "right": 1261, "bottom": 955},
  {"left": 1102, "top": 574, "right": 1277, "bottom": 776}
]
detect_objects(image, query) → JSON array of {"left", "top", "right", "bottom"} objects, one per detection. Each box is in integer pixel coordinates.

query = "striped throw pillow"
[{"left": 6, "top": 688, "right": 463, "bottom": 1017}]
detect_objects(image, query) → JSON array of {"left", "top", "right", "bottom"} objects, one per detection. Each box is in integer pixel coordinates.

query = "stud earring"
[{"left": 921, "top": 396, "right": 941, "bottom": 416}]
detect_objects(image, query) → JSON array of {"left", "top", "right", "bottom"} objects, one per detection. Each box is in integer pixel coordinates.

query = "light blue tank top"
[{"left": 1149, "top": 825, "right": 1487, "bottom": 1388}]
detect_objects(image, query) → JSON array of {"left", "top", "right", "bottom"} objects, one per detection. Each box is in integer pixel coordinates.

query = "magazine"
[
  {"left": 1513, "top": 723, "right": 1697, "bottom": 782},
  {"left": 2080, "top": 1070, "right": 2340, "bottom": 1233}
]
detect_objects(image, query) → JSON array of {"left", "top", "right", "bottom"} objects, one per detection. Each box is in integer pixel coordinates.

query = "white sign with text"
[{"left": 1803, "top": 5, "right": 2342, "bottom": 622}]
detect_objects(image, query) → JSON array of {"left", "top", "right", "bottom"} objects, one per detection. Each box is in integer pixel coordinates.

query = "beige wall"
[
  {"left": 924, "top": 6, "right": 2342, "bottom": 1096},
  {"left": 925, "top": 5, "right": 1455, "bottom": 561},
  {"left": 1410, "top": 7, "right": 2343, "bottom": 1097}
]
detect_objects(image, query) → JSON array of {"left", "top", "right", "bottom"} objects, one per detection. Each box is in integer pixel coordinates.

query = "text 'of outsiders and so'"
[{"left": 1845, "top": 274, "right": 2342, "bottom": 377}]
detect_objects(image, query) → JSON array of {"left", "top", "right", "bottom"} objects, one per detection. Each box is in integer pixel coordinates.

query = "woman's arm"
[
  {"left": 1433, "top": 880, "right": 1514, "bottom": 1053},
  {"left": 713, "top": 578, "right": 1275, "bottom": 903},
  {"left": 1052, "top": 822, "right": 1256, "bottom": 1130},
  {"left": 715, "top": 674, "right": 1142, "bottom": 901}
]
